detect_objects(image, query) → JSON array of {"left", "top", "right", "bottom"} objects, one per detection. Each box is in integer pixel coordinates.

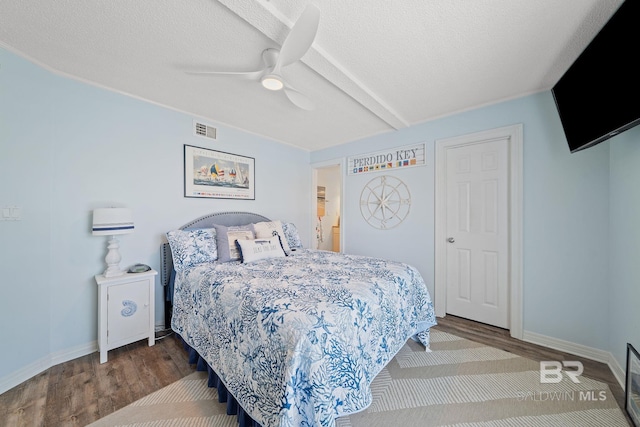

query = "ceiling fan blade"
[
  {"left": 275, "top": 4, "right": 320, "bottom": 69},
  {"left": 283, "top": 85, "right": 315, "bottom": 111},
  {"left": 185, "top": 69, "right": 264, "bottom": 80}
]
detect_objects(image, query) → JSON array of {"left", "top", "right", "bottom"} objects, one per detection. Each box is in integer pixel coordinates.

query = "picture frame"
[
  {"left": 184, "top": 144, "right": 255, "bottom": 200},
  {"left": 627, "top": 343, "right": 640, "bottom": 427}
]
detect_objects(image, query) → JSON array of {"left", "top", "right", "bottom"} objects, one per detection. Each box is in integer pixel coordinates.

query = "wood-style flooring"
[{"left": 0, "top": 316, "right": 631, "bottom": 426}]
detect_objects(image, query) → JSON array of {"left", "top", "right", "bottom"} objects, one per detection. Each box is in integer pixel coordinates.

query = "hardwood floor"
[
  {"left": 0, "top": 317, "right": 630, "bottom": 426},
  {"left": 0, "top": 331, "right": 191, "bottom": 427}
]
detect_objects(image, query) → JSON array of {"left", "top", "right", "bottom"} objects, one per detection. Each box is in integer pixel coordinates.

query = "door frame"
[
  {"left": 310, "top": 158, "right": 345, "bottom": 252},
  {"left": 434, "top": 124, "right": 523, "bottom": 339}
]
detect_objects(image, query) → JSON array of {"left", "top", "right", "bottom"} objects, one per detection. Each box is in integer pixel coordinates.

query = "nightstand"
[{"left": 95, "top": 269, "right": 157, "bottom": 363}]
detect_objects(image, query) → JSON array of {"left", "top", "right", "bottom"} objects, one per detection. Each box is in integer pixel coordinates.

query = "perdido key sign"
[{"left": 347, "top": 143, "right": 426, "bottom": 175}]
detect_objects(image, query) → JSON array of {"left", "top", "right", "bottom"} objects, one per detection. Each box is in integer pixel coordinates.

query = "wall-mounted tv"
[{"left": 552, "top": 0, "right": 640, "bottom": 153}]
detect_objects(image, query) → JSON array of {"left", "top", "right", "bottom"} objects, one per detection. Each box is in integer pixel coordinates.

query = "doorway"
[
  {"left": 312, "top": 162, "right": 342, "bottom": 252},
  {"left": 434, "top": 124, "right": 523, "bottom": 338}
]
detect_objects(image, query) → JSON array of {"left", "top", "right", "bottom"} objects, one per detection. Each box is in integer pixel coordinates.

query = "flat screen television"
[{"left": 551, "top": 0, "right": 640, "bottom": 153}]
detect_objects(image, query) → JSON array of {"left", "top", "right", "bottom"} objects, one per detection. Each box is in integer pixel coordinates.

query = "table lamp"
[{"left": 92, "top": 208, "right": 134, "bottom": 277}]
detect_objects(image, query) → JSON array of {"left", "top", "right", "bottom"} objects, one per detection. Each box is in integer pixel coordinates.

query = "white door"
[{"left": 444, "top": 138, "right": 509, "bottom": 328}]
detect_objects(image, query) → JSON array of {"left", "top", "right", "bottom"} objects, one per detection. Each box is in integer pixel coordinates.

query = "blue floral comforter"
[{"left": 171, "top": 249, "right": 436, "bottom": 427}]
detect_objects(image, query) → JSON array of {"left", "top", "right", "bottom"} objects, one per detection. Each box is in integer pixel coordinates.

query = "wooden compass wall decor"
[{"left": 359, "top": 175, "right": 411, "bottom": 229}]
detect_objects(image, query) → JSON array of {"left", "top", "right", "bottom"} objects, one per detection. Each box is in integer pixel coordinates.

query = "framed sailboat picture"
[{"left": 184, "top": 145, "right": 255, "bottom": 200}]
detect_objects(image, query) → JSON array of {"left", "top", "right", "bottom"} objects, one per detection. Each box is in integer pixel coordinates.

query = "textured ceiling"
[{"left": 0, "top": 0, "right": 624, "bottom": 151}]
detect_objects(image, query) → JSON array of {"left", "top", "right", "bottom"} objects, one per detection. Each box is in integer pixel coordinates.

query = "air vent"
[{"left": 193, "top": 120, "right": 217, "bottom": 140}]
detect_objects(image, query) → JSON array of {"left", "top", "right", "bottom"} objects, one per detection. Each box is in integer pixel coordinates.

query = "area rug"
[{"left": 89, "top": 330, "right": 629, "bottom": 426}]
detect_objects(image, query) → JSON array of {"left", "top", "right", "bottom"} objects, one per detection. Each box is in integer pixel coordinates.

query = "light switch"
[
  {"left": 0, "top": 205, "right": 21, "bottom": 221},
  {"left": 10, "top": 206, "right": 21, "bottom": 220}
]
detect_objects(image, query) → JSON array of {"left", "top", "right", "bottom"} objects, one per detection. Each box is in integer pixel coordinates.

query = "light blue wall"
[
  {"left": 0, "top": 48, "right": 311, "bottom": 384},
  {"left": 312, "top": 92, "right": 612, "bottom": 353},
  {"left": 2, "top": 43, "right": 636, "bottom": 389},
  {"left": 608, "top": 126, "right": 640, "bottom": 366},
  {"left": 522, "top": 95, "right": 610, "bottom": 350},
  {"left": 0, "top": 47, "right": 54, "bottom": 378}
]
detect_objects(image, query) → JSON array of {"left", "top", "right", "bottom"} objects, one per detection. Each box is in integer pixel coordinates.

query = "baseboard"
[
  {"left": 607, "top": 353, "right": 626, "bottom": 390},
  {"left": 0, "top": 355, "right": 51, "bottom": 395},
  {"left": 0, "top": 341, "right": 97, "bottom": 395},
  {"left": 522, "top": 330, "right": 629, "bottom": 391},
  {"left": 50, "top": 340, "right": 97, "bottom": 366},
  {"left": 522, "top": 330, "right": 610, "bottom": 363}
]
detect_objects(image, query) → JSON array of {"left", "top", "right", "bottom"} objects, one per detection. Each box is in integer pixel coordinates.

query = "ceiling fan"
[{"left": 187, "top": 4, "right": 320, "bottom": 110}]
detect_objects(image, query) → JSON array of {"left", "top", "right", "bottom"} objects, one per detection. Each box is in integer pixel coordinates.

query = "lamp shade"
[{"left": 92, "top": 208, "right": 134, "bottom": 236}]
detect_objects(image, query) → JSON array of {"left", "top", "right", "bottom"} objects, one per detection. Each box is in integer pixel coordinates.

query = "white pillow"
[
  {"left": 252, "top": 220, "right": 291, "bottom": 254},
  {"left": 236, "top": 237, "right": 286, "bottom": 263},
  {"left": 213, "top": 224, "right": 254, "bottom": 262}
]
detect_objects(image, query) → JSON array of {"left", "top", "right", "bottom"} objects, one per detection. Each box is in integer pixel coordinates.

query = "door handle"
[{"left": 447, "top": 237, "right": 455, "bottom": 243}]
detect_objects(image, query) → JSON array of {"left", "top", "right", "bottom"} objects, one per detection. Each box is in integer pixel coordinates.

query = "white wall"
[
  {"left": 0, "top": 48, "right": 311, "bottom": 390},
  {"left": 311, "top": 92, "right": 613, "bottom": 356}
]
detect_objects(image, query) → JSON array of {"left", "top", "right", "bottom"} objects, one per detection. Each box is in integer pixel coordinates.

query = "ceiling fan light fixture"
[
  {"left": 261, "top": 74, "right": 284, "bottom": 91},
  {"left": 187, "top": 3, "right": 320, "bottom": 109}
]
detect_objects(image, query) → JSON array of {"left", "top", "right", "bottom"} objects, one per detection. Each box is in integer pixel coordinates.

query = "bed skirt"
[{"left": 177, "top": 334, "right": 262, "bottom": 427}]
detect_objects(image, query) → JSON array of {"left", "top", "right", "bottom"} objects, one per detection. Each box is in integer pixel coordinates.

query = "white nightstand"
[{"left": 95, "top": 269, "right": 157, "bottom": 363}]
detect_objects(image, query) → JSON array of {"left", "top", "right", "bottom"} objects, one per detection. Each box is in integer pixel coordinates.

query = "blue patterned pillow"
[
  {"left": 282, "top": 222, "right": 303, "bottom": 249},
  {"left": 166, "top": 228, "right": 217, "bottom": 271}
]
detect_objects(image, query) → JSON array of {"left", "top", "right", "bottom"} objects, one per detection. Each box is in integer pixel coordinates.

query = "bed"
[{"left": 161, "top": 211, "right": 436, "bottom": 427}]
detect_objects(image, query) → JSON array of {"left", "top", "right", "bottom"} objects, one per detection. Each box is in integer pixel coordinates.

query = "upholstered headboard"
[{"left": 160, "top": 211, "right": 270, "bottom": 287}]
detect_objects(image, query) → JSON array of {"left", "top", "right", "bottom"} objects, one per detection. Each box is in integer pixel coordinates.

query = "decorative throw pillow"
[
  {"left": 213, "top": 224, "right": 255, "bottom": 262},
  {"left": 166, "top": 228, "right": 217, "bottom": 271},
  {"left": 236, "top": 237, "right": 286, "bottom": 263},
  {"left": 252, "top": 220, "right": 291, "bottom": 254},
  {"left": 282, "top": 222, "right": 303, "bottom": 250}
]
